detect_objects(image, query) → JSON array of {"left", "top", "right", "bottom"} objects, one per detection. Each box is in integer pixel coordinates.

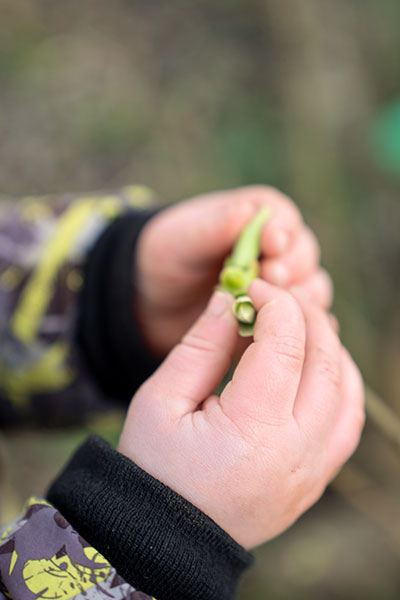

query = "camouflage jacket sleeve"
[
  {"left": 0, "top": 186, "right": 161, "bottom": 427},
  {"left": 0, "top": 436, "right": 252, "bottom": 600},
  {"left": 0, "top": 497, "right": 156, "bottom": 600}
]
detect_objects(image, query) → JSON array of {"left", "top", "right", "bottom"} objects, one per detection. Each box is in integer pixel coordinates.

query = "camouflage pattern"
[
  {"left": 0, "top": 498, "right": 155, "bottom": 600},
  {"left": 0, "top": 187, "right": 157, "bottom": 426}
]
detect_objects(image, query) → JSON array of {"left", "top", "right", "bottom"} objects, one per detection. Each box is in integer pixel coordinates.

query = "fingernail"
[
  {"left": 266, "top": 263, "right": 289, "bottom": 286},
  {"left": 206, "top": 291, "right": 229, "bottom": 318},
  {"left": 274, "top": 230, "right": 290, "bottom": 253}
]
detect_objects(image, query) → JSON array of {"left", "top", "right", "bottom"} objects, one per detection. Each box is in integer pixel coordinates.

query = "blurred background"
[{"left": 0, "top": 0, "right": 399, "bottom": 598}]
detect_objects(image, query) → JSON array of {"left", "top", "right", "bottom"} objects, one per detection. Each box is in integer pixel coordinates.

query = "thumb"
[
  {"left": 145, "top": 290, "right": 238, "bottom": 416},
  {"left": 221, "top": 278, "right": 307, "bottom": 427}
]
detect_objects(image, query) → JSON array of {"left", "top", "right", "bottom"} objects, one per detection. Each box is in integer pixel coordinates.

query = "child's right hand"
[{"left": 119, "top": 278, "right": 365, "bottom": 549}]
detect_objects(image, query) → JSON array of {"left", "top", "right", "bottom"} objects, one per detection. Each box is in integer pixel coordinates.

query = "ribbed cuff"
[{"left": 47, "top": 436, "right": 253, "bottom": 600}]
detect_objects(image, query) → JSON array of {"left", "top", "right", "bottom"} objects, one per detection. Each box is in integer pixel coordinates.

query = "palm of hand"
[
  {"left": 134, "top": 197, "right": 252, "bottom": 358},
  {"left": 134, "top": 242, "right": 219, "bottom": 356}
]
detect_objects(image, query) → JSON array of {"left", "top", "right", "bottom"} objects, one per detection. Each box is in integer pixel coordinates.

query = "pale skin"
[
  {"left": 133, "top": 185, "right": 333, "bottom": 359},
  {"left": 119, "top": 185, "right": 365, "bottom": 550}
]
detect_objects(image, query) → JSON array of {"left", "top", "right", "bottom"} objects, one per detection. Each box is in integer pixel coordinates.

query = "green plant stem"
[
  {"left": 218, "top": 205, "right": 272, "bottom": 336},
  {"left": 229, "top": 205, "right": 271, "bottom": 267}
]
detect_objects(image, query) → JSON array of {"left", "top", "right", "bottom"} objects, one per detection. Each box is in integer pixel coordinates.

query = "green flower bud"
[
  {"left": 233, "top": 296, "right": 256, "bottom": 324},
  {"left": 217, "top": 205, "right": 272, "bottom": 337}
]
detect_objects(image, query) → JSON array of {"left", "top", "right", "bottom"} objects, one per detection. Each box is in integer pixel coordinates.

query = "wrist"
[
  {"left": 79, "top": 210, "right": 163, "bottom": 399},
  {"left": 47, "top": 435, "right": 253, "bottom": 600},
  {"left": 132, "top": 228, "right": 171, "bottom": 358},
  {"left": 133, "top": 221, "right": 201, "bottom": 358}
]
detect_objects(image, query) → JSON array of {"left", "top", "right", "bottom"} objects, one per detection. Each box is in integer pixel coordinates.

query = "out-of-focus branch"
[
  {"left": 332, "top": 463, "right": 400, "bottom": 556},
  {"left": 365, "top": 385, "right": 400, "bottom": 451},
  {"left": 331, "top": 387, "right": 400, "bottom": 554}
]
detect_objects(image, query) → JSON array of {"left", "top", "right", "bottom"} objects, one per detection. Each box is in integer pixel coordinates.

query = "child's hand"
[
  {"left": 134, "top": 186, "right": 332, "bottom": 358},
  {"left": 119, "top": 278, "right": 364, "bottom": 549}
]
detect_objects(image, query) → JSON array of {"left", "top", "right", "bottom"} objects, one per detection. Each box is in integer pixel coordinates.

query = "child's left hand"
[
  {"left": 134, "top": 186, "right": 332, "bottom": 358},
  {"left": 119, "top": 279, "right": 364, "bottom": 549}
]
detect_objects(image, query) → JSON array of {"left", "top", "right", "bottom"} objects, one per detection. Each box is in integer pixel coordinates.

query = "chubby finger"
[
  {"left": 325, "top": 348, "right": 365, "bottom": 480},
  {"left": 223, "top": 185, "right": 304, "bottom": 256},
  {"left": 220, "top": 278, "right": 306, "bottom": 428},
  {"left": 289, "top": 269, "right": 334, "bottom": 310},
  {"left": 252, "top": 187, "right": 303, "bottom": 256},
  {"left": 260, "top": 227, "right": 320, "bottom": 287},
  {"left": 144, "top": 290, "right": 238, "bottom": 416},
  {"left": 292, "top": 293, "right": 342, "bottom": 440}
]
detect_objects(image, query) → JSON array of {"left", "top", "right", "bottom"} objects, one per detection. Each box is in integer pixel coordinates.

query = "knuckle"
[
  {"left": 181, "top": 331, "right": 219, "bottom": 355},
  {"left": 299, "top": 473, "right": 326, "bottom": 510},
  {"left": 274, "top": 334, "right": 305, "bottom": 367},
  {"left": 180, "top": 331, "right": 232, "bottom": 366},
  {"left": 337, "top": 412, "right": 365, "bottom": 464},
  {"left": 314, "top": 338, "right": 342, "bottom": 392},
  {"left": 288, "top": 464, "right": 323, "bottom": 517},
  {"left": 317, "top": 346, "right": 341, "bottom": 390},
  {"left": 343, "top": 427, "right": 363, "bottom": 462}
]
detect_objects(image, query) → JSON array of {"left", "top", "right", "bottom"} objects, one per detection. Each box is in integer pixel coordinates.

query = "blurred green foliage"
[
  {"left": 0, "top": 1, "right": 399, "bottom": 598},
  {"left": 370, "top": 99, "right": 400, "bottom": 177}
]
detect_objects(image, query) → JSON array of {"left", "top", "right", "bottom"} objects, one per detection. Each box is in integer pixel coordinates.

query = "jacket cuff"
[
  {"left": 47, "top": 435, "right": 253, "bottom": 600},
  {"left": 78, "top": 210, "right": 163, "bottom": 401}
]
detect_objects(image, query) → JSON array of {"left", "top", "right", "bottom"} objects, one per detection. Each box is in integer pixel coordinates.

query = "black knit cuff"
[
  {"left": 47, "top": 436, "right": 253, "bottom": 600},
  {"left": 78, "top": 210, "right": 162, "bottom": 401}
]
